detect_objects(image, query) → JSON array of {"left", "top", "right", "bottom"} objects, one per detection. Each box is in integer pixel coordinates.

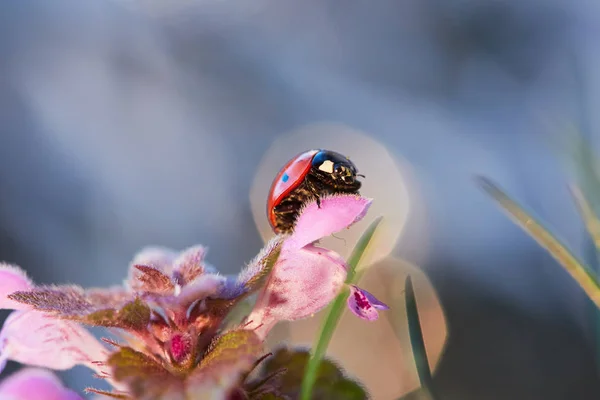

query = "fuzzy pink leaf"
[
  {"left": 231, "top": 236, "right": 284, "bottom": 298},
  {"left": 172, "top": 246, "right": 208, "bottom": 285},
  {"left": 286, "top": 195, "right": 373, "bottom": 250},
  {"left": 0, "top": 368, "right": 83, "bottom": 400},
  {"left": 0, "top": 264, "right": 33, "bottom": 310},
  {"left": 129, "top": 247, "right": 178, "bottom": 276},
  {"left": 7, "top": 286, "right": 93, "bottom": 316},
  {"left": 246, "top": 244, "right": 347, "bottom": 339},
  {"left": 175, "top": 274, "right": 225, "bottom": 307},
  {"left": 85, "top": 286, "right": 133, "bottom": 310},
  {"left": 129, "top": 265, "right": 174, "bottom": 295},
  {"left": 0, "top": 310, "right": 109, "bottom": 375}
]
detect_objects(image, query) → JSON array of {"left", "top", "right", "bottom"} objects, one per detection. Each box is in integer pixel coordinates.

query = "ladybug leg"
[
  {"left": 273, "top": 201, "right": 301, "bottom": 214},
  {"left": 304, "top": 178, "right": 322, "bottom": 208}
]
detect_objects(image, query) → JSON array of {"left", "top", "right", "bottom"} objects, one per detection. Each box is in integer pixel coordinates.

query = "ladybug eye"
[{"left": 334, "top": 164, "right": 351, "bottom": 177}]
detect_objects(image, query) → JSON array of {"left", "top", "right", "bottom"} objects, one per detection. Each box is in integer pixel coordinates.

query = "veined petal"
[
  {"left": 347, "top": 285, "right": 390, "bottom": 321},
  {"left": 0, "top": 368, "right": 83, "bottom": 400},
  {"left": 0, "top": 264, "right": 33, "bottom": 310},
  {"left": 0, "top": 310, "right": 109, "bottom": 376},
  {"left": 286, "top": 195, "right": 373, "bottom": 250},
  {"left": 246, "top": 245, "right": 347, "bottom": 339}
]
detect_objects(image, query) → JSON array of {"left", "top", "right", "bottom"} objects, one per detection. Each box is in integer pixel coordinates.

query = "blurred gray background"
[{"left": 1, "top": 0, "right": 600, "bottom": 399}]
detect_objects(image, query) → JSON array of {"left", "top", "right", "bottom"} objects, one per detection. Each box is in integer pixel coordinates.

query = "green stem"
[
  {"left": 405, "top": 276, "right": 437, "bottom": 398},
  {"left": 299, "top": 217, "right": 383, "bottom": 400}
]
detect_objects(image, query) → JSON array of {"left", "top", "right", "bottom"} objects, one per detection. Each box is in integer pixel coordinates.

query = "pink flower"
[
  {"left": 245, "top": 194, "right": 389, "bottom": 339},
  {"left": 0, "top": 264, "right": 110, "bottom": 379},
  {"left": 0, "top": 193, "right": 388, "bottom": 398},
  {"left": 0, "top": 368, "right": 82, "bottom": 400},
  {"left": 0, "top": 246, "right": 278, "bottom": 398}
]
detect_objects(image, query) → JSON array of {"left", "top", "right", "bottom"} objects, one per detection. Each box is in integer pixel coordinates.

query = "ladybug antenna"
[
  {"left": 357, "top": 173, "right": 366, "bottom": 178},
  {"left": 331, "top": 233, "right": 347, "bottom": 245}
]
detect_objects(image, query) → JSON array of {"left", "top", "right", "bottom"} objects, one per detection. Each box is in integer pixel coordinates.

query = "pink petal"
[
  {"left": 0, "top": 264, "right": 33, "bottom": 310},
  {"left": 347, "top": 285, "right": 389, "bottom": 321},
  {"left": 0, "top": 368, "right": 82, "bottom": 400},
  {"left": 246, "top": 244, "right": 347, "bottom": 339},
  {"left": 0, "top": 310, "right": 109, "bottom": 376},
  {"left": 286, "top": 195, "right": 373, "bottom": 250}
]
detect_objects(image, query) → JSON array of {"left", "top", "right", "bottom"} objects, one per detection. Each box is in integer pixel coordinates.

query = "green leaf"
[
  {"left": 107, "top": 346, "right": 184, "bottom": 400},
  {"left": 8, "top": 285, "right": 93, "bottom": 315},
  {"left": 300, "top": 217, "right": 383, "bottom": 400},
  {"left": 201, "top": 329, "right": 264, "bottom": 369},
  {"left": 566, "top": 135, "right": 600, "bottom": 372},
  {"left": 320, "top": 380, "right": 367, "bottom": 400},
  {"left": 259, "top": 348, "right": 367, "bottom": 400},
  {"left": 405, "top": 276, "right": 436, "bottom": 397},
  {"left": 243, "top": 237, "right": 284, "bottom": 295},
  {"left": 565, "top": 130, "right": 600, "bottom": 213},
  {"left": 263, "top": 348, "right": 341, "bottom": 390},
  {"left": 221, "top": 294, "right": 258, "bottom": 330},
  {"left": 476, "top": 176, "right": 600, "bottom": 308},
  {"left": 108, "top": 347, "right": 168, "bottom": 381},
  {"left": 117, "top": 298, "right": 152, "bottom": 330},
  {"left": 187, "top": 330, "right": 265, "bottom": 398},
  {"left": 571, "top": 185, "right": 600, "bottom": 252},
  {"left": 83, "top": 297, "right": 150, "bottom": 330}
]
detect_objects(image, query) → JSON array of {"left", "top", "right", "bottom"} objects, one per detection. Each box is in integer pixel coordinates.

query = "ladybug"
[{"left": 267, "top": 149, "right": 363, "bottom": 234}]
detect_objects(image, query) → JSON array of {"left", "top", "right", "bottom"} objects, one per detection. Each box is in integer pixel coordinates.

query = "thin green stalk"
[
  {"left": 405, "top": 276, "right": 438, "bottom": 399},
  {"left": 476, "top": 176, "right": 600, "bottom": 306},
  {"left": 299, "top": 217, "right": 383, "bottom": 400}
]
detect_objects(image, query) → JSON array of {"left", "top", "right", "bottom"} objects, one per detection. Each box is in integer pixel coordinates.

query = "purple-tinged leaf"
[
  {"left": 187, "top": 330, "right": 264, "bottom": 397},
  {"left": 107, "top": 346, "right": 184, "bottom": 400},
  {"left": 233, "top": 236, "right": 284, "bottom": 298},
  {"left": 172, "top": 246, "right": 207, "bottom": 285},
  {"left": 86, "top": 286, "right": 133, "bottom": 310},
  {"left": 201, "top": 329, "right": 263, "bottom": 369},
  {"left": 8, "top": 286, "right": 93, "bottom": 316},
  {"left": 129, "top": 247, "right": 177, "bottom": 275},
  {"left": 130, "top": 265, "right": 174, "bottom": 295},
  {"left": 82, "top": 298, "right": 150, "bottom": 331}
]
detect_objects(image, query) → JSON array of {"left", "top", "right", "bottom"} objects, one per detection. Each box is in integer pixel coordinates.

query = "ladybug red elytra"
[{"left": 267, "top": 149, "right": 363, "bottom": 234}]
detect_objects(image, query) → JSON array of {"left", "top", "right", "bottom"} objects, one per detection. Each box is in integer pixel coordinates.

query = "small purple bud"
[{"left": 347, "top": 285, "right": 389, "bottom": 321}]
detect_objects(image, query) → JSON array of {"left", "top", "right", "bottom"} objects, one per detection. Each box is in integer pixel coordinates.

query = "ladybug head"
[{"left": 311, "top": 150, "right": 363, "bottom": 189}]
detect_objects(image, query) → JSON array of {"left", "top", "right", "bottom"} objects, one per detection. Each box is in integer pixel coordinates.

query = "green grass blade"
[
  {"left": 299, "top": 217, "right": 384, "bottom": 400},
  {"left": 405, "top": 276, "right": 437, "bottom": 398},
  {"left": 571, "top": 185, "right": 600, "bottom": 251},
  {"left": 475, "top": 176, "right": 600, "bottom": 308}
]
